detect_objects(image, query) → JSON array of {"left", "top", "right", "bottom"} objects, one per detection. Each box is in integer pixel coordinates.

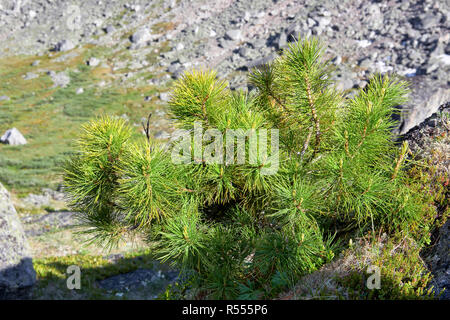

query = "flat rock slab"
[
  {"left": 21, "top": 211, "right": 78, "bottom": 237},
  {"left": 0, "top": 182, "right": 36, "bottom": 299},
  {"left": 397, "top": 76, "right": 450, "bottom": 135},
  {"left": 97, "top": 268, "right": 179, "bottom": 296}
]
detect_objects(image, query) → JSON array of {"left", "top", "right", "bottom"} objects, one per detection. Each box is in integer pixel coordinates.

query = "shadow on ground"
[{"left": 30, "top": 251, "right": 180, "bottom": 300}]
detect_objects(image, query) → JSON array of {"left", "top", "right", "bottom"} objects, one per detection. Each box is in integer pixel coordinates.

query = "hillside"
[{"left": 0, "top": 0, "right": 448, "bottom": 300}]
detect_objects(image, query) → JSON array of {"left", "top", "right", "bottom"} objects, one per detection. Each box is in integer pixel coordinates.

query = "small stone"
[
  {"left": 225, "top": 29, "right": 242, "bottom": 41},
  {"left": 48, "top": 71, "right": 70, "bottom": 88},
  {"left": 130, "top": 28, "right": 152, "bottom": 44},
  {"left": 277, "top": 32, "right": 287, "bottom": 50},
  {"left": 131, "top": 4, "right": 141, "bottom": 12},
  {"left": 316, "top": 16, "right": 331, "bottom": 27},
  {"left": 176, "top": 43, "right": 184, "bottom": 51},
  {"left": 238, "top": 46, "right": 248, "bottom": 58},
  {"left": 244, "top": 11, "right": 251, "bottom": 22},
  {"left": 87, "top": 57, "right": 100, "bottom": 67},
  {"left": 358, "top": 58, "right": 372, "bottom": 69},
  {"left": 356, "top": 40, "right": 371, "bottom": 48},
  {"left": 374, "top": 61, "right": 393, "bottom": 73},
  {"left": 358, "top": 80, "right": 368, "bottom": 88},
  {"left": 1, "top": 128, "right": 27, "bottom": 145},
  {"left": 55, "top": 40, "right": 75, "bottom": 52},
  {"left": 332, "top": 55, "right": 342, "bottom": 65},
  {"left": 336, "top": 79, "right": 354, "bottom": 91},
  {"left": 0, "top": 95, "right": 10, "bottom": 102},
  {"left": 24, "top": 72, "right": 38, "bottom": 80},
  {"left": 399, "top": 68, "right": 417, "bottom": 78},
  {"left": 159, "top": 92, "right": 171, "bottom": 102},
  {"left": 76, "top": 88, "right": 84, "bottom": 94},
  {"left": 307, "top": 18, "right": 317, "bottom": 28},
  {"left": 105, "top": 25, "right": 115, "bottom": 34}
]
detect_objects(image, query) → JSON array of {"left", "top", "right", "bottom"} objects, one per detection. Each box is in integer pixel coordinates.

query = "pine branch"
[
  {"left": 62, "top": 38, "right": 431, "bottom": 300},
  {"left": 304, "top": 73, "right": 321, "bottom": 156}
]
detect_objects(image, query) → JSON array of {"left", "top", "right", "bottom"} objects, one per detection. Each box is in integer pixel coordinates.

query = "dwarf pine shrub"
[{"left": 63, "top": 38, "right": 436, "bottom": 299}]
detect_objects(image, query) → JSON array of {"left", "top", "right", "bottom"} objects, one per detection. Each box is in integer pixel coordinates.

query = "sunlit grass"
[{"left": 0, "top": 46, "right": 160, "bottom": 193}]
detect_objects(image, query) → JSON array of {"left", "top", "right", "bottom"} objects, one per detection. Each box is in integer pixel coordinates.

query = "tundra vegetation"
[{"left": 63, "top": 38, "right": 447, "bottom": 299}]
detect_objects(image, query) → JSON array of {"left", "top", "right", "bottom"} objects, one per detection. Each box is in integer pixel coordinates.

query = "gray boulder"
[
  {"left": 1, "top": 128, "right": 27, "bottom": 145},
  {"left": 396, "top": 76, "right": 450, "bottom": 135},
  {"left": 0, "top": 182, "right": 36, "bottom": 299}
]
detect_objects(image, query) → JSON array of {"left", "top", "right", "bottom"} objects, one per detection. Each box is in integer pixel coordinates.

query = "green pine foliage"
[{"left": 63, "top": 38, "right": 436, "bottom": 299}]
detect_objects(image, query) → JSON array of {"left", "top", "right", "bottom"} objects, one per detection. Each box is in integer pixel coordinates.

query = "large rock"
[
  {"left": 0, "top": 182, "right": 36, "bottom": 299},
  {"left": 396, "top": 76, "right": 450, "bottom": 135},
  {"left": 0, "top": 128, "right": 27, "bottom": 145}
]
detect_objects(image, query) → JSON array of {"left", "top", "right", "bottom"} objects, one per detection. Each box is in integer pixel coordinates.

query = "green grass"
[{"left": 0, "top": 46, "right": 161, "bottom": 194}]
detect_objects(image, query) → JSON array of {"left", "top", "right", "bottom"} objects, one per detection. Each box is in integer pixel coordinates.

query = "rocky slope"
[
  {"left": 0, "top": 0, "right": 449, "bottom": 299},
  {"left": 1, "top": 0, "right": 448, "bottom": 132}
]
